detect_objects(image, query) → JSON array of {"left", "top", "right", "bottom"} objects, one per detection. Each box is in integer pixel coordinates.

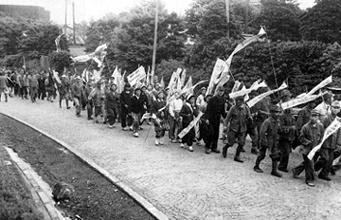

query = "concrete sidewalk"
[{"left": 1, "top": 97, "right": 341, "bottom": 220}]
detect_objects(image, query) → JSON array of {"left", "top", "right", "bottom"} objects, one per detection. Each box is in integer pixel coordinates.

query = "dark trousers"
[
  {"left": 278, "top": 139, "right": 292, "bottom": 170},
  {"left": 293, "top": 154, "right": 315, "bottom": 183},
  {"left": 182, "top": 126, "right": 195, "bottom": 146},
  {"left": 107, "top": 108, "right": 117, "bottom": 126},
  {"left": 87, "top": 101, "right": 93, "bottom": 119},
  {"left": 38, "top": 88, "right": 46, "bottom": 100},
  {"left": 120, "top": 109, "right": 132, "bottom": 128},
  {"left": 205, "top": 120, "right": 220, "bottom": 151},
  {"left": 199, "top": 120, "right": 209, "bottom": 145},
  {"left": 169, "top": 116, "right": 180, "bottom": 140},
  {"left": 314, "top": 148, "right": 334, "bottom": 177},
  {"left": 30, "top": 87, "right": 38, "bottom": 102}
]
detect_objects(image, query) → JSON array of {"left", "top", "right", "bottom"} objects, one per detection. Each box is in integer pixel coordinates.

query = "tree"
[
  {"left": 252, "top": 0, "right": 302, "bottom": 41},
  {"left": 49, "top": 51, "right": 72, "bottom": 74},
  {"left": 300, "top": 0, "right": 341, "bottom": 43}
]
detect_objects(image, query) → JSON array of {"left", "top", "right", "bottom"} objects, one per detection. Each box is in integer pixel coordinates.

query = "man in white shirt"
[
  {"left": 315, "top": 92, "right": 333, "bottom": 119},
  {"left": 168, "top": 92, "right": 183, "bottom": 142}
]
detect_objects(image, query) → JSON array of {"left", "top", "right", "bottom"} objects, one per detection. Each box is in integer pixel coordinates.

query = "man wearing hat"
[
  {"left": 71, "top": 75, "right": 83, "bottom": 116},
  {"left": 222, "top": 95, "right": 251, "bottom": 162},
  {"left": 254, "top": 105, "right": 283, "bottom": 177},
  {"left": 278, "top": 90, "right": 296, "bottom": 172},
  {"left": 292, "top": 109, "right": 324, "bottom": 187},
  {"left": 314, "top": 100, "right": 341, "bottom": 181},
  {"left": 58, "top": 74, "right": 71, "bottom": 109},
  {"left": 205, "top": 86, "right": 227, "bottom": 154}
]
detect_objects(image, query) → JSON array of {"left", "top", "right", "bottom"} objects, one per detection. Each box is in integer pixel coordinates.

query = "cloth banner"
[
  {"left": 307, "top": 75, "right": 332, "bottom": 95},
  {"left": 53, "top": 70, "right": 61, "bottom": 84},
  {"left": 180, "top": 69, "right": 187, "bottom": 88},
  {"left": 127, "top": 66, "right": 146, "bottom": 87},
  {"left": 55, "top": 34, "right": 63, "bottom": 52},
  {"left": 181, "top": 76, "right": 193, "bottom": 97},
  {"left": 247, "top": 82, "right": 288, "bottom": 108},
  {"left": 160, "top": 76, "right": 165, "bottom": 88},
  {"left": 206, "top": 59, "right": 228, "bottom": 95},
  {"left": 280, "top": 92, "right": 326, "bottom": 110},
  {"left": 229, "top": 80, "right": 266, "bottom": 99},
  {"left": 178, "top": 112, "right": 204, "bottom": 139},
  {"left": 308, "top": 117, "right": 341, "bottom": 160}
]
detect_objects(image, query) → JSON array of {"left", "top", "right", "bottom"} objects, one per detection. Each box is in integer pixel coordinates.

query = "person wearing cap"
[
  {"left": 314, "top": 100, "right": 341, "bottom": 181},
  {"left": 106, "top": 84, "right": 119, "bottom": 128},
  {"left": 88, "top": 81, "right": 103, "bottom": 123},
  {"left": 58, "top": 74, "right": 71, "bottom": 109},
  {"left": 277, "top": 90, "right": 296, "bottom": 172},
  {"left": 315, "top": 92, "right": 333, "bottom": 118},
  {"left": 292, "top": 109, "right": 324, "bottom": 187},
  {"left": 151, "top": 91, "right": 167, "bottom": 145},
  {"left": 71, "top": 76, "right": 83, "bottom": 117},
  {"left": 168, "top": 91, "right": 183, "bottom": 142},
  {"left": 222, "top": 95, "right": 251, "bottom": 162},
  {"left": 130, "top": 87, "right": 145, "bottom": 137},
  {"left": 179, "top": 94, "right": 199, "bottom": 152},
  {"left": 205, "top": 86, "right": 227, "bottom": 154},
  {"left": 120, "top": 84, "right": 133, "bottom": 131},
  {"left": 29, "top": 71, "right": 39, "bottom": 103},
  {"left": 254, "top": 105, "right": 283, "bottom": 177}
]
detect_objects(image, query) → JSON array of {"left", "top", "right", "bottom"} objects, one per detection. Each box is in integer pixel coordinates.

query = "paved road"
[{"left": 1, "top": 97, "right": 341, "bottom": 220}]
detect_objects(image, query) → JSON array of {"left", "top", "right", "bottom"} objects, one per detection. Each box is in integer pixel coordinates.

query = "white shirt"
[
  {"left": 169, "top": 98, "right": 183, "bottom": 117},
  {"left": 315, "top": 101, "right": 332, "bottom": 117}
]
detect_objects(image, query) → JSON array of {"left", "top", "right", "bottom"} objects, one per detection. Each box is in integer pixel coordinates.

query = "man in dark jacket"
[
  {"left": 120, "top": 84, "right": 132, "bottom": 131},
  {"left": 205, "top": 87, "right": 226, "bottom": 154},
  {"left": 130, "top": 87, "right": 144, "bottom": 137},
  {"left": 106, "top": 84, "right": 119, "bottom": 128},
  {"left": 222, "top": 95, "right": 251, "bottom": 162},
  {"left": 254, "top": 105, "right": 283, "bottom": 177},
  {"left": 71, "top": 76, "right": 83, "bottom": 116}
]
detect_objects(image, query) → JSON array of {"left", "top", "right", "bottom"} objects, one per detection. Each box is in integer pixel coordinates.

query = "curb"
[
  {"left": 5, "top": 146, "right": 67, "bottom": 220},
  {"left": 0, "top": 112, "right": 169, "bottom": 220}
]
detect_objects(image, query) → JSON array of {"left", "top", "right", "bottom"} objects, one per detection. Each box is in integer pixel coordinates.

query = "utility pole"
[
  {"left": 151, "top": 0, "right": 159, "bottom": 86},
  {"left": 64, "top": 0, "right": 67, "bottom": 34},
  {"left": 225, "top": 0, "right": 230, "bottom": 39},
  {"left": 72, "top": 1, "right": 76, "bottom": 45}
]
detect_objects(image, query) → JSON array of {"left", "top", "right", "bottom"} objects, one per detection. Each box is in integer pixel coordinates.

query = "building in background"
[{"left": 0, "top": 5, "right": 50, "bottom": 22}]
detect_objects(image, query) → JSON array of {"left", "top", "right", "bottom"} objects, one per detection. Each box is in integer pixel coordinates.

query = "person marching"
[
  {"left": 278, "top": 90, "right": 297, "bottom": 172},
  {"left": 0, "top": 70, "right": 8, "bottom": 102},
  {"left": 151, "top": 91, "right": 167, "bottom": 145},
  {"left": 84, "top": 80, "right": 94, "bottom": 120},
  {"left": 253, "top": 105, "right": 282, "bottom": 177},
  {"left": 106, "top": 84, "right": 119, "bottom": 128},
  {"left": 222, "top": 95, "right": 251, "bottom": 162},
  {"left": 71, "top": 76, "right": 83, "bottom": 117},
  {"left": 205, "top": 87, "right": 226, "bottom": 154},
  {"left": 29, "top": 71, "right": 39, "bottom": 103},
  {"left": 120, "top": 84, "right": 132, "bottom": 131},
  {"left": 292, "top": 109, "right": 324, "bottom": 187},
  {"left": 59, "top": 75, "right": 71, "bottom": 109},
  {"left": 168, "top": 91, "right": 183, "bottom": 143},
  {"left": 179, "top": 94, "right": 199, "bottom": 152},
  {"left": 314, "top": 100, "right": 341, "bottom": 181},
  {"left": 130, "top": 87, "right": 144, "bottom": 137}
]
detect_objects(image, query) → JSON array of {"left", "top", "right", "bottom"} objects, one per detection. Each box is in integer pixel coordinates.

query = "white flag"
[
  {"left": 307, "top": 75, "right": 332, "bottom": 95},
  {"left": 127, "top": 66, "right": 146, "bottom": 86},
  {"left": 308, "top": 117, "right": 341, "bottom": 160},
  {"left": 247, "top": 82, "right": 288, "bottom": 108}
]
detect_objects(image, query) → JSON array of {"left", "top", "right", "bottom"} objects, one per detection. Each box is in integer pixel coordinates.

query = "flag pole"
[{"left": 151, "top": 0, "right": 159, "bottom": 86}]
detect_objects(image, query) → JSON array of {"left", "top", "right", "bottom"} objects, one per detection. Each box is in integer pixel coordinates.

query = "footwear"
[
  {"left": 222, "top": 145, "right": 228, "bottom": 158},
  {"left": 234, "top": 157, "right": 244, "bottom": 163},
  {"left": 306, "top": 182, "right": 315, "bottom": 187},
  {"left": 251, "top": 148, "right": 258, "bottom": 155},
  {"left": 133, "top": 132, "right": 139, "bottom": 137},
  {"left": 171, "top": 139, "right": 177, "bottom": 143},
  {"left": 155, "top": 139, "right": 159, "bottom": 146},
  {"left": 211, "top": 149, "right": 220, "bottom": 154},
  {"left": 67, "top": 106, "right": 71, "bottom": 109},
  {"left": 188, "top": 146, "right": 194, "bottom": 152},
  {"left": 278, "top": 168, "right": 289, "bottom": 173},
  {"left": 129, "top": 126, "right": 133, "bottom": 131},
  {"left": 318, "top": 174, "right": 331, "bottom": 181},
  {"left": 180, "top": 143, "right": 185, "bottom": 148},
  {"left": 122, "top": 127, "right": 129, "bottom": 131},
  {"left": 271, "top": 171, "right": 282, "bottom": 178},
  {"left": 292, "top": 169, "right": 299, "bottom": 179},
  {"left": 205, "top": 149, "right": 211, "bottom": 154},
  {"left": 159, "top": 138, "right": 164, "bottom": 145},
  {"left": 254, "top": 166, "right": 263, "bottom": 173},
  {"left": 108, "top": 125, "right": 114, "bottom": 128},
  {"left": 196, "top": 141, "right": 202, "bottom": 146}
]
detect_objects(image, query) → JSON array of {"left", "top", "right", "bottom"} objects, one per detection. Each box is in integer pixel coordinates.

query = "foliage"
[
  {"left": 48, "top": 51, "right": 72, "bottom": 74},
  {"left": 155, "top": 59, "right": 185, "bottom": 83},
  {"left": 252, "top": 0, "right": 303, "bottom": 41},
  {"left": 300, "top": 0, "right": 341, "bottom": 44}
]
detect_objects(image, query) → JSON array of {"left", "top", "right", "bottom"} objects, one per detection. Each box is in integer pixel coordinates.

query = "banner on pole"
[
  {"left": 178, "top": 112, "right": 204, "bottom": 139},
  {"left": 247, "top": 82, "right": 287, "bottom": 108}
]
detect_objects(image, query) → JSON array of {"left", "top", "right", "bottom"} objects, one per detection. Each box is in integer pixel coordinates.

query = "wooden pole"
[
  {"left": 151, "top": 0, "right": 159, "bottom": 86},
  {"left": 245, "top": 0, "right": 249, "bottom": 33},
  {"left": 225, "top": 0, "right": 230, "bottom": 38},
  {"left": 73, "top": 1, "right": 76, "bottom": 45}
]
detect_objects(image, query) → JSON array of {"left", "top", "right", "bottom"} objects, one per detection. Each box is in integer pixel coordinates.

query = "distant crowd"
[{"left": 1, "top": 67, "right": 341, "bottom": 187}]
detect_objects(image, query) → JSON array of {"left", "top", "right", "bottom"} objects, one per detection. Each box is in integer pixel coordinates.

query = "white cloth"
[
  {"left": 315, "top": 102, "right": 332, "bottom": 117},
  {"left": 169, "top": 98, "right": 183, "bottom": 117}
]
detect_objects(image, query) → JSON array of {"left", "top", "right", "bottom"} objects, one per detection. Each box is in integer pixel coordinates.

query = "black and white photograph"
[{"left": 0, "top": 0, "right": 341, "bottom": 219}]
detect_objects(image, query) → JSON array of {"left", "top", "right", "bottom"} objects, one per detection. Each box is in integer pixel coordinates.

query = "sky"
[{"left": 0, "top": 0, "right": 316, "bottom": 25}]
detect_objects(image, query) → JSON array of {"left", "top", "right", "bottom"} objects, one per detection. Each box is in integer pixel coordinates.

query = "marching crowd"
[{"left": 1, "top": 67, "right": 341, "bottom": 187}]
